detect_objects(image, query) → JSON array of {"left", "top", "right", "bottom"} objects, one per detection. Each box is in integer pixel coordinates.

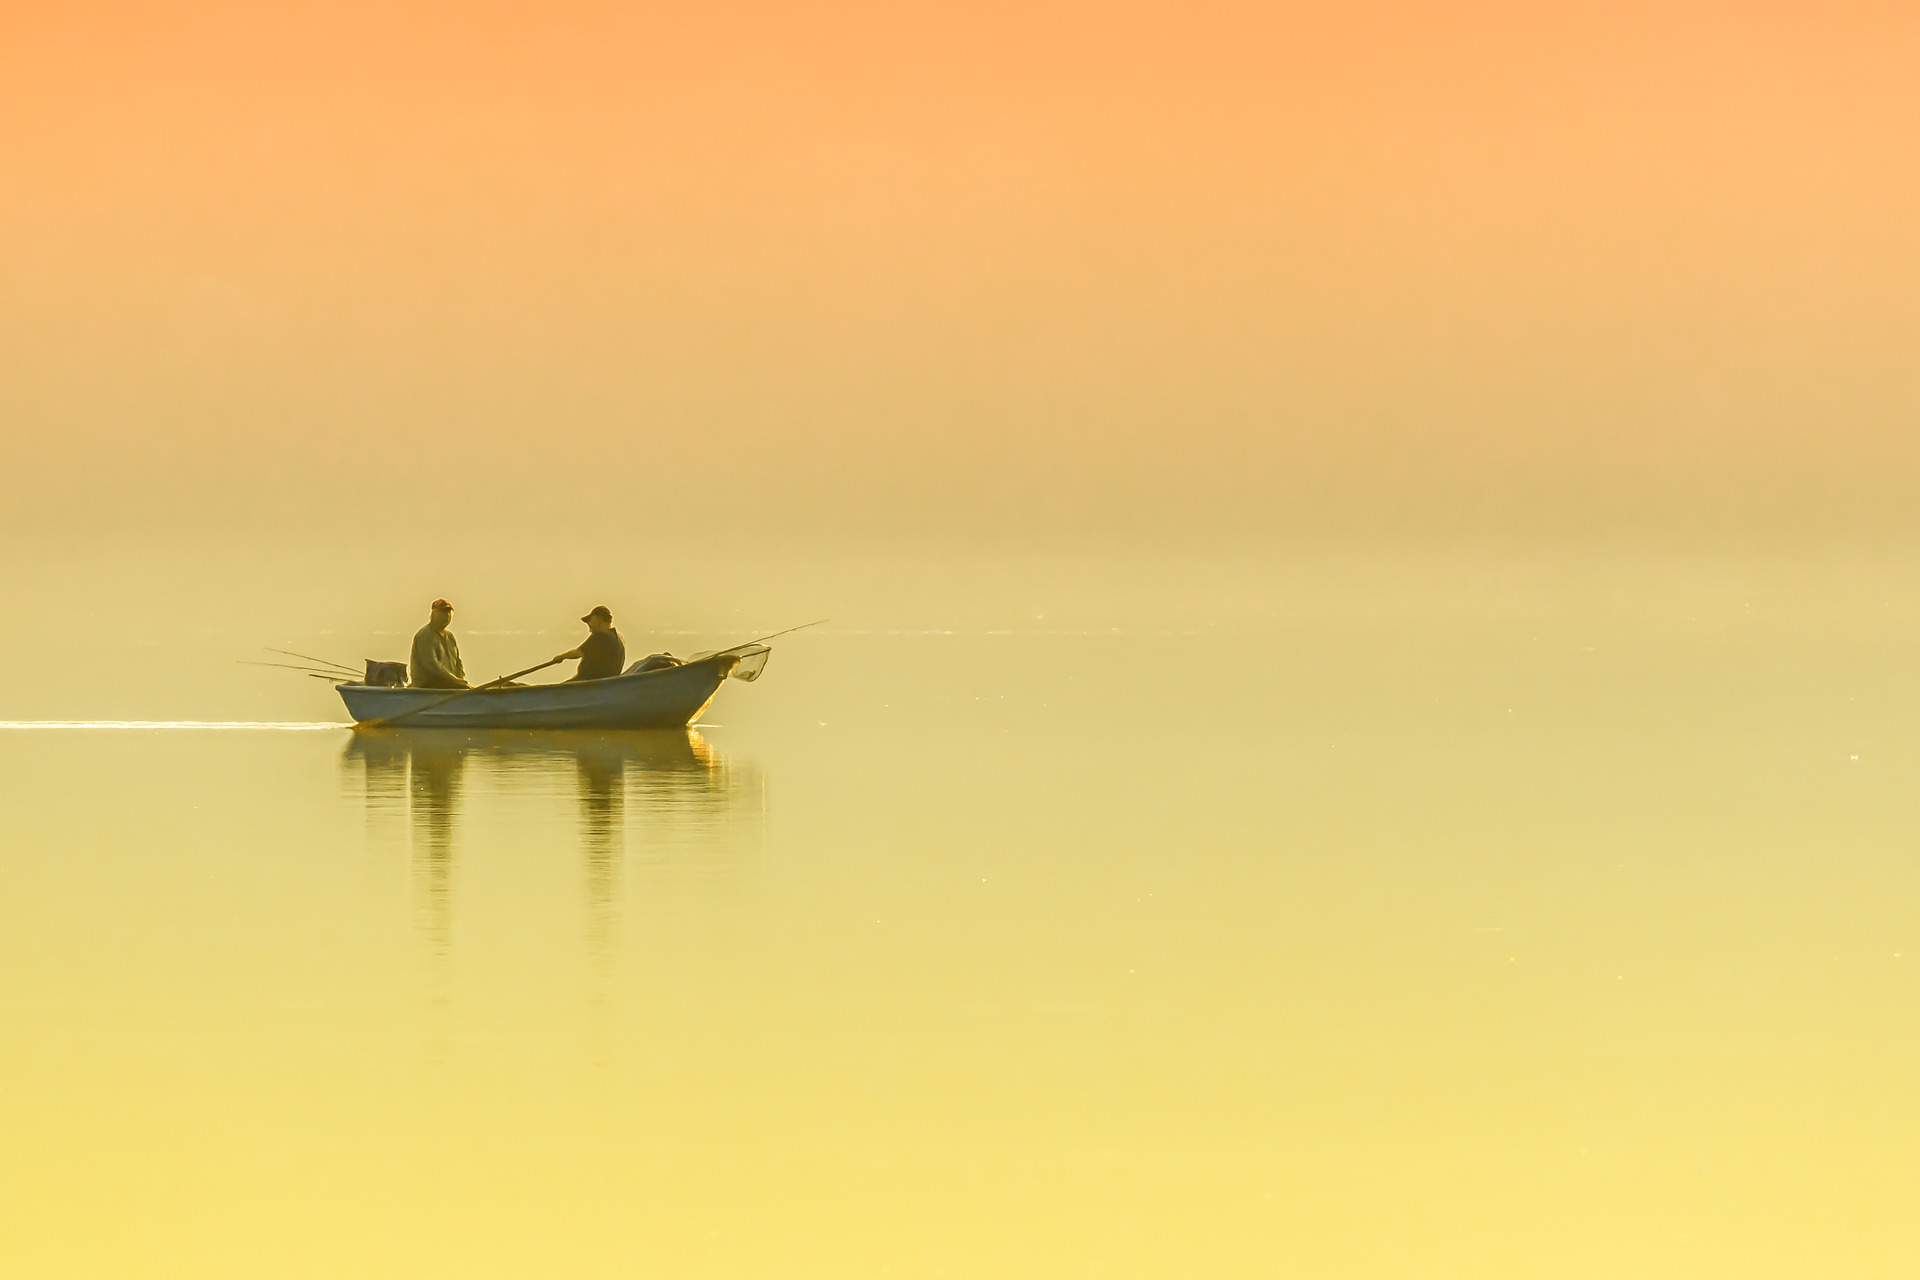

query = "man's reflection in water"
[
  {"left": 573, "top": 742, "right": 626, "bottom": 974},
  {"left": 341, "top": 728, "right": 752, "bottom": 965},
  {"left": 349, "top": 731, "right": 467, "bottom": 953}
]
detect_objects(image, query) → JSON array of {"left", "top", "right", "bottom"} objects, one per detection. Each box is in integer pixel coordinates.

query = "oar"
[{"left": 359, "top": 658, "right": 564, "bottom": 729}]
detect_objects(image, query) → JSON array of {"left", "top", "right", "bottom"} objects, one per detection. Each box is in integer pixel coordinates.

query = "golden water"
[{"left": 4, "top": 540, "right": 1919, "bottom": 1276}]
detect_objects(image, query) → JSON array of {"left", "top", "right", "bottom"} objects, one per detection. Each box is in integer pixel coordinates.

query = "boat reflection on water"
[{"left": 341, "top": 727, "right": 763, "bottom": 960}]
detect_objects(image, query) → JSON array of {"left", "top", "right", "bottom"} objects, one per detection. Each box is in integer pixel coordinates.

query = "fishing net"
[
  {"left": 679, "top": 644, "right": 773, "bottom": 681},
  {"left": 727, "top": 644, "right": 772, "bottom": 682}
]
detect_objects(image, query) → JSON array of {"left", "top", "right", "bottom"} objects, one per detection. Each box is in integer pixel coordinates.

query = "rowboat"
[{"left": 337, "top": 650, "right": 767, "bottom": 731}]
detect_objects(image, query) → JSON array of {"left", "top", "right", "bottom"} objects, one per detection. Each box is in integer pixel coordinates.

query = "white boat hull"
[{"left": 337, "top": 655, "right": 737, "bottom": 730}]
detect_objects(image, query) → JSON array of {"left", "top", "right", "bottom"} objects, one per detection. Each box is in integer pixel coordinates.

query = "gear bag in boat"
[{"left": 364, "top": 660, "right": 408, "bottom": 688}]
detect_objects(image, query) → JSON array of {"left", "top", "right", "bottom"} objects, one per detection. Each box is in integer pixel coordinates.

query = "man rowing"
[
  {"left": 554, "top": 604, "right": 627, "bottom": 681},
  {"left": 409, "top": 598, "right": 470, "bottom": 689}
]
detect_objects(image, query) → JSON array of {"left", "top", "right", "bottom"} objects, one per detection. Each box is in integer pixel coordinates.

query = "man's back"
[{"left": 571, "top": 627, "right": 625, "bottom": 681}]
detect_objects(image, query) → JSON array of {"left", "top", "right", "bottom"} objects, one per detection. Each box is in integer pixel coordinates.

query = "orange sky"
[{"left": 4, "top": 1, "right": 1919, "bottom": 542}]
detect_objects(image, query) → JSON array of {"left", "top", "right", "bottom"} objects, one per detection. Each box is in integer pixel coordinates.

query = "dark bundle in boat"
[{"left": 363, "top": 660, "right": 408, "bottom": 688}]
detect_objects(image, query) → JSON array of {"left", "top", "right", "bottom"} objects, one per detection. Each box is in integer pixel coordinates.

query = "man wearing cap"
[
  {"left": 410, "top": 599, "right": 470, "bottom": 689},
  {"left": 555, "top": 605, "right": 626, "bottom": 681}
]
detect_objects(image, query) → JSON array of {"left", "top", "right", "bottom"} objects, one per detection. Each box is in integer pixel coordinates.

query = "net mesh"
[{"left": 727, "top": 644, "right": 772, "bottom": 682}]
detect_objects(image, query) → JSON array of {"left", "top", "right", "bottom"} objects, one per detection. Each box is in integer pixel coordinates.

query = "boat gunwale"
[
  {"left": 335, "top": 655, "right": 732, "bottom": 696},
  {"left": 335, "top": 654, "right": 737, "bottom": 730}
]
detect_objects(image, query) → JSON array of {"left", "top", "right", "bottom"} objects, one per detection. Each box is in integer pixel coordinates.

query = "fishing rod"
[
  {"left": 714, "top": 619, "right": 829, "bottom": 654},
  {"left": 265, "top": 647, "right": 360, "bottom": 674},
  {"left": 241, "top": 660, "right": 357, "bottom": 678}
]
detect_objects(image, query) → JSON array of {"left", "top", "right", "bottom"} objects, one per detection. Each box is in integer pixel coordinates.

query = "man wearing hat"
[
  {"left": 409, "top": 598, "right": 470, "bottom": 689},
  {"left": 554, "top": 605, "right": 627, "bottom": 681}
]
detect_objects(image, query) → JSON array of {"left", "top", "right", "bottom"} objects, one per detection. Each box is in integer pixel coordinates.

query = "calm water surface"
[{"left": 4, "top": 545, "right": 1920, "bottom": 1276}]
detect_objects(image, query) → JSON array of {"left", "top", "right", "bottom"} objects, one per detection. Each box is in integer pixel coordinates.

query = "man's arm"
[{"left": 408, "top": 630, "right": 436, "bottom": 680}]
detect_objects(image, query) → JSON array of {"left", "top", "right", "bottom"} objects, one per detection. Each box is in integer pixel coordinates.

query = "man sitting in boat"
[
  {"left": 409, "top": 598, "right": 470, "bottom": 689},
  {"left": 554, "top": 605, "right": 626, "bottom": 681}
]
